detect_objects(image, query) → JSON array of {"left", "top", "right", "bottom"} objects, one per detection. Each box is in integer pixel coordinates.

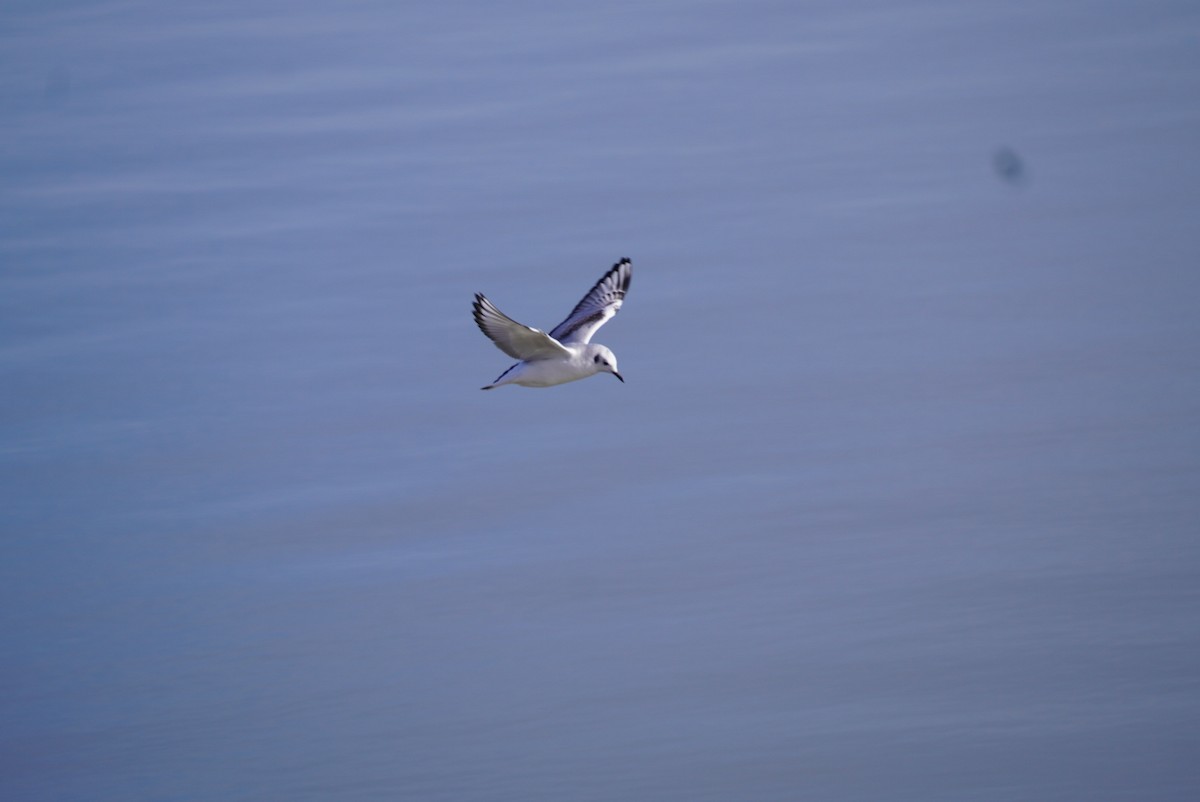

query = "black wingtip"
[
  {"left": 472, "top": 295, "right": 489, "bottom": 336},
  {"left": 613, "top": 257, "right": 631, "bottom": 291}
]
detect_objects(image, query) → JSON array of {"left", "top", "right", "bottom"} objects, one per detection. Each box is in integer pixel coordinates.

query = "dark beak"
[{"left": 613, "top": 371, "right": 625, "bottom": 383}]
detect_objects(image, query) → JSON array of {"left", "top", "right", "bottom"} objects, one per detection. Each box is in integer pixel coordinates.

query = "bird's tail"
[{"left": 481, "top": 363, "right": 518, "bottom": 391}]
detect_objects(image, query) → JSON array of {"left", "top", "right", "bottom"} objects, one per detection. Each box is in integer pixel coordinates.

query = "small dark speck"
[{"left": 993, "top": 146, "right": 1028, "bottom": 186}]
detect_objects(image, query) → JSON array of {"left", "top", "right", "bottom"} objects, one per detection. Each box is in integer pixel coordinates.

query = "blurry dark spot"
[{"left": 993, "top": 147, "right": 1028, "bottom": 186}]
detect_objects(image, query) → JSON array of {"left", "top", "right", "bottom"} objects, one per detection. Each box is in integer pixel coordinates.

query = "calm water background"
[{"left": 3, "top": 1, "right": 1199, "bottom": 799}]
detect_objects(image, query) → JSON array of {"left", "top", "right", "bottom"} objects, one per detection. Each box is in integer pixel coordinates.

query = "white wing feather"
[
  {"left": 548, "top": 258, "right": 632, "bottom": 344},
  {"left": 472, "top": 294, "right": 570, "bottom": 361}
]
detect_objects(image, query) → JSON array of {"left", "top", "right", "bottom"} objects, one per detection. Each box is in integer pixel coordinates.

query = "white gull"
[{"left": 473, "top": 258, "right": 632, "bottom": 390}]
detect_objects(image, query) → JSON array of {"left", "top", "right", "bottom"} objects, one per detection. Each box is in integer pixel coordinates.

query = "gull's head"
[{"left": 589, "top": 345, "right": 623, "bottom": 383}]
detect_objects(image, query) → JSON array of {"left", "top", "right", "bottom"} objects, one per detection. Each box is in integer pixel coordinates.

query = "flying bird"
[{"left": 473, "top": 258, "right": 632, "bottom": 390}]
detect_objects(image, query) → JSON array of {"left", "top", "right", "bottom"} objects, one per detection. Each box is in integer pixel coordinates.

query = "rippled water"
[{"left": 3, "top": 1, "right": 1199, "bottom": 799}]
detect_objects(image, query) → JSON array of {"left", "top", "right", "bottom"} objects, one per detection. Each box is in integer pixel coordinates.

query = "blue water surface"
[{"left": 3, "top": 1, "right": 1199, "bottom": 799}]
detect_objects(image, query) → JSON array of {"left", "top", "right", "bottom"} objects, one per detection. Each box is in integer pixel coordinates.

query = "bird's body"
[
  {"left": 473, "top": 258, "right": 632, "bottom": 390},
  {"left": 484, "top": 343, "right": 618, "bottom": 389}
]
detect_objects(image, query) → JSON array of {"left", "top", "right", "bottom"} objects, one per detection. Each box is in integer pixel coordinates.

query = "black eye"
[{"left": 594, "top": 355, "right": 601, "bottom": 363}]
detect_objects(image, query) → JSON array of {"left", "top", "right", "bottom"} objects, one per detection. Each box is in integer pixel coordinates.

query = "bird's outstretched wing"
[
  {"left": 473, "top": 294, "right": 571, "bottom": 361},
  {"left": 548, "top": 258, "right": 632, "bottom": 344}
]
